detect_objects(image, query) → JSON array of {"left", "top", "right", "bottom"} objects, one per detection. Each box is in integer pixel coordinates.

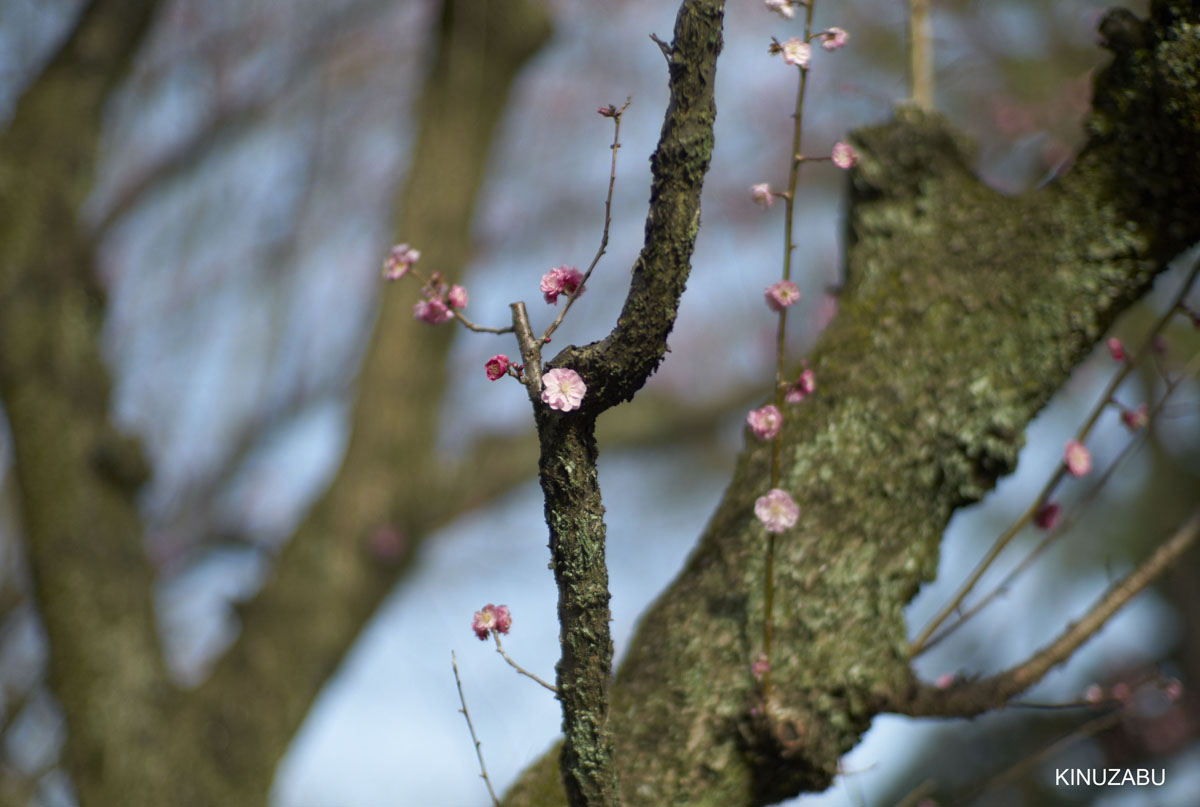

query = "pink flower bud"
[
  {"left": 485, "top": 355, "right": 511, "bottom": 381},
  {"left": 1121, "top": 403, "right": 1148, "bottom": 431},
  {"left": 935, "top": 673, "right": 957, "bottom": 689},
  {"left": 746, "top": 404, "right": 783, "bottom": 440},
  {"left": 1064, "top": 439, "right": 1092, "bottom": 477},
  {"left": 784, "top": 369, "right": 816, "bottom": 403},
  {"left": 1107, "top": 337, "right": 1126, "bottom": 361},
  {"left": 765, "top": 280, "right": 801, "bottom": 312},
  {"left": 493, "top": 604, "right": 512, "bottom": 635},
  {"left": 751, "top": 654, "right": 770, "bottom": 680},
  {"left": 820, "top": 27, "right": 849, "bottom": 51},
  {"left": 447, "top": 284, "right": 469, "bottom": 309},
  {"left": 1034, "top": 502, "right": 1061, "bottom": 530},
  {"left": 750, "top": 183, "right": 774, "bottom": 208}
]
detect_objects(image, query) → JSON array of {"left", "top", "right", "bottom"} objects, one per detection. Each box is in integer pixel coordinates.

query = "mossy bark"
[{"left": 503, "top": 2, "right": 1200, "bottom": 805}]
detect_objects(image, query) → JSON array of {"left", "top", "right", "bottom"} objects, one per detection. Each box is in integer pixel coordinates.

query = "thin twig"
[
  {"left": 763, "top": 0, "right": 817, "bottom": 700},
  {"left": 917, "top": 349, "right": 1200, "bottom": 654},
  {"left": 908, "top": 0, "right": 933, "bottom": 110},
  {"left": 910, "top": 258, "right": 1200, "bottom": 654},
  {"left": 493, "top": 633, "right": 558, "bottom": 695},
  {"left": 542, "top": 97, "right": 631, "bottom": 344},
  {"left": 451, "top": 651, "right": 502, "bottom": 807},
  {"left": 452, "top": 309, "right": 515, "bottom": 335}
]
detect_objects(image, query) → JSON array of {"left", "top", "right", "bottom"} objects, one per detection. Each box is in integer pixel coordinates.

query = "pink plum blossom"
[
  {"left": 447, "top": 284, "right": 469, "bottom": 309},
  {"left": 1107, "top": 337, "right": 1126, "bottom": 361},
  {"left": 784, "top": 368, "right": 816, "bottom": 403},
  {"left": 764, "top": 0, "right": 793, "bottom": 19},
  {"left": 1034, "top": 502, "right": 1061, "bottom": 530},
  {"left": 750, "top": 183, "right": 774, "bottom": 208},
  {"left": 831, "top": 141, "right": 858, "bottom": 169},
  {"left": 472, "top": 605, "right": 498, "bottom": 640},
  {"left": 755, "top": 488, "right": 799, "bottom": 533},
  {"left": 935, "top": 673, "right": 957, "bottom": 689},
  {"left": 747, "top": 404, "right": 782, "bottom": 440},
  {"left": 1084, "top": 684, "right": 1105, "bottom": 703},
  {"left": 1121, "top": 403, "right": 1148, "bottom": 431},
  {"left": 820, "top": 27, "right": 849, "bottom": 51},
  {"left": 485, "top": 355, "right": 511, "bottom": 381},
  {"left": 779, "top": 37, "right": 810, "bottom": 68},
  {"left": 1064, "top": 439, "right": 1092, "bottom": 477},
  {"left": 381, "top": 243, "right": 420, "bottom": 280},
  {"left": 752, "top": 654, "right": 770, "bottom": 680},
  {"left": 414, "top": 298, "right": 455, "bottom": 324},
  {"left": 765, "top": 280, "right": 801, "bottom": 312},
  {"left": 493, "top": 604, "right": 512, "bottom": 635},
  {"left": 541, "top": 367, "right": 587, "bottom": 412},
  {"left": 540, "top": 265, "right": 586, "bottom": 305}
]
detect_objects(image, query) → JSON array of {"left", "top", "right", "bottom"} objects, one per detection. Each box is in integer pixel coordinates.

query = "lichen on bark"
[{"left": 504, "top": 2, "right": 1200, "bottom": 805}]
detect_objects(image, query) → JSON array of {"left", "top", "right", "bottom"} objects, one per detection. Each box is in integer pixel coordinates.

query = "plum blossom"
[
  {"left": 755, "top": 488, "right": 799, "bottom": 533},
  {"left": 779, "top": 37, "right": 810, "bottom": 68},
  {"left": 447, "top": 284, "right": 469, "bottom": 309},
  {"left": 381, "top": 243, "right": 420, "bottom": 280},
  {"left": 541, "top": 367, "right": 586, "bottom": 412},
  {"left": 765, "top": 280, "right": 801, "bottom": 312},
  {"left": 472, "top": 605, "right": 497, "bottom": 640},
  {"left": 1064, "top": 439, "right": 1092, "bottom": 477},
  {"left": 485, "top": 355, "right": 511, "bottom": 381},
  {"left": 751, "top": 654, "right": 770, "bottom": 680},
  {"left": 820, "top": 27, "right": 849, "bottom": 51},
  {"left": 747, "top": 404, "right": 782, "bottom": 440},
  {"left": 1107, "top": 337, "right": 1126, "bottom": 361},
  {"left": 784, "top": 368, "right": 816, "bottom": 403},
  {"left": 1034, "top": 502, "right": 1061, "bottom": 530},
  {"left": 1121, "top": 403, "right": 1148, "bottom": 431},
  {"left": 493, "top": 604, "right": 512, "bottom": 635},
  {"left": 751, "top": 183, "right": 774, "bottom": 208},
  {"left": 764, "top": 0, "right": 793, "bottom": 20},
  {"left": 414, "top": 298, "right": 455, "bottom": 324},
  {"left": 831, "top": 141, "right": 858, "bottom": 169},
  {"left": 540, "top": 265, "right": 586, "bottom": 305}
]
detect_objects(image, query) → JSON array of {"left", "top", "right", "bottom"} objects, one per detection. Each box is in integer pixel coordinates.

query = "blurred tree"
[{"left": 0, "top": 1, "right": 1197, "bottom": 806}]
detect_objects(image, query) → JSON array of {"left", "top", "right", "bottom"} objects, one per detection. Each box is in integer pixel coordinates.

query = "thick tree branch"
[{"left": 505, "top": 2, "right": 1200, "bottom": 804}]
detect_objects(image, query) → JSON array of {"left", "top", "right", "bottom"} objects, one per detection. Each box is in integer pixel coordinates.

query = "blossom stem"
[
  {"left": 764, "top": 0, "right": 816, "bottom": 695},
  {"left": 493, "top": 633, "right": 559, "bottom": 694},
  {"left": 543, "top": 97, "right": 631, "bottom": 344}
]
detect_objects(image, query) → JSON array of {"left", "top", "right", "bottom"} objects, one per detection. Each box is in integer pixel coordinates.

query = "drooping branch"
[{"left": 504, "top": 2, "right": 1200, "bottom": 804}]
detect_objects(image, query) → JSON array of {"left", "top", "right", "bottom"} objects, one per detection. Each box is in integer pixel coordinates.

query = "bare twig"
[
  {"left": 908, "top": 0, "right": 933, "bottom": 110},
  {"left": 895, "top": 505, "right": 1200, "bottom": 717},
  {"left": 542, "top": 97, "right": 631, "bottom": 344},
  {"left": 917, "top": 348, "right": 1200, "bottom": 654},
  {"left": 493, "top": 633, "right": 558, "bottom": 694},
  {"left": 451, "top": 652, "right": 502, "bottom": 807},
  {"left": 910, "top": 257, "right": 1200, "bottom": 654}
]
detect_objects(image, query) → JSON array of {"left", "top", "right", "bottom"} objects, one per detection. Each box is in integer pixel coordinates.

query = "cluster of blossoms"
[
  {"left": 471, "top": 603, "right": 512, "bottom": 641},
  {"left": 414, "top": 272, "right": 468, "bottom": 324},
  {"left": 540, "top": 265, "right": 586, "bottom": 305},
  {"left": 381, "top": 243, "right": 420, "bottom": 280}
]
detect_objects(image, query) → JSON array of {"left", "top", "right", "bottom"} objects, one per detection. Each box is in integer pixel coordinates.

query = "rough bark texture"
[
  {"left": 521, "top": 1, "right": 725, "bottom": 804},
  {"left": 504, "top": 2, "right": 1200, "bottom": 805},
  {"left": 0, "top": 0, "right": 551, "bottom": 804}
]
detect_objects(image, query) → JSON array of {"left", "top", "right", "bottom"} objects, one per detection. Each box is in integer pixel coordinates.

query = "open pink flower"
[
  {"left": 750, "top": 183, "right": 774, "bottom": 208},
  {"left": 414, "top": 298, "right": 455, "bottom": 324},
  {"left": 764, "top": 0, "right": 793, "bottom": 19},
  {"left": 831, "top": 141, "right": 858, "bottom": 169},
  {"left": 779, "top": 37, "right": 810, "bottom": 68},
  {"left": 493, "top": 604, "right": 512, "bottom": 634},
  {"left": 765, "top": 280, "right": 801, "bottom": 312},
  {"left": 784, "top": 369, "right": 816, "bottom": 403},
  {"left": 447, "top": 284, "right": 469, "bottom": 309},
  {"left": 1064, "top": 439, "right": 1092, "bottom": 477},
  {"left": 472, "top": 605, "right": 498, "bottom": 640},
  {"left": 485, "top": 355, "right": 511, "bottom": 381},
  {"left": 820, "top": 27, "right": 849, "bottom": 51},
  {"left": 747, "top": 404, "right": 782, "bottom": 440},
  {"left": 540, "top": 265, "right": 586, "bottom": 305},
  {"left": 755, "top": 488, "right": 798, "bottom": 533},
  {"left": 751, "top": 653, "right": 770, "bottom": 680},
  {"left": 541, "top": 367, "right": 587, "bottom": 412},
  {"left": 381, "top": 243, "right": 420, "bottom": 280}
]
